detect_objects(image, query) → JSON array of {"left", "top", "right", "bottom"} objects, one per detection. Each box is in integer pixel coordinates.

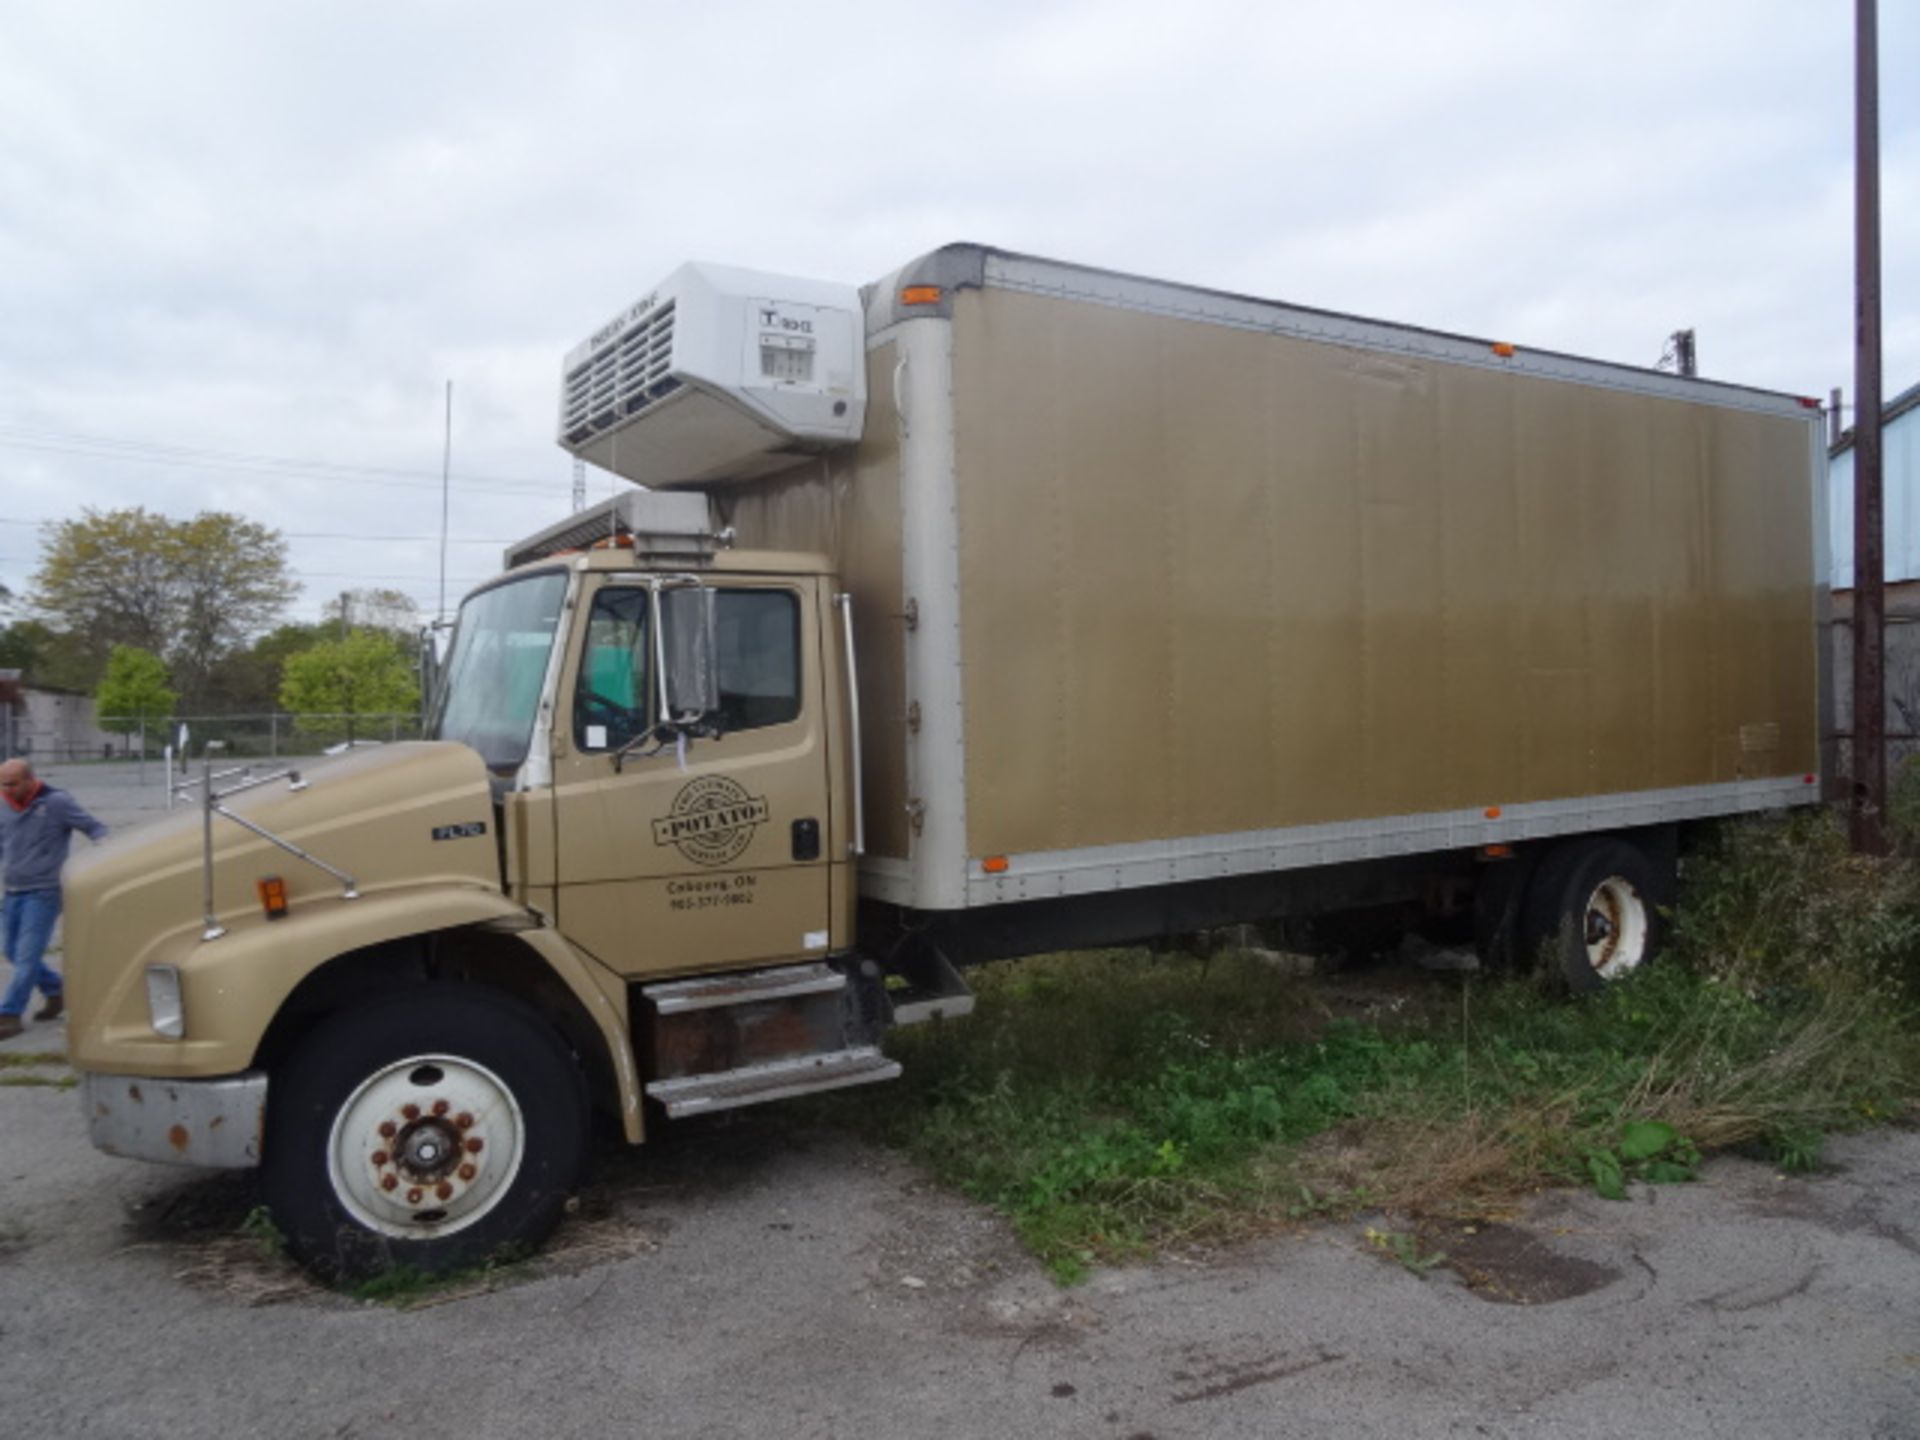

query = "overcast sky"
[{"left": 3, "top": 1, "right": 1915, "bottom": 628}]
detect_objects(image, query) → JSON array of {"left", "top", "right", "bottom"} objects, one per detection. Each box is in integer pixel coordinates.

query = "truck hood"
[{"left": 62, "top": 742, "right": 501, "bottom": 1032}]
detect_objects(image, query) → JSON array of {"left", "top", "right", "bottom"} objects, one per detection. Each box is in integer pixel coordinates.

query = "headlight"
[{"left": 145, "top": 965, "right": 184, "bottom": 1038}]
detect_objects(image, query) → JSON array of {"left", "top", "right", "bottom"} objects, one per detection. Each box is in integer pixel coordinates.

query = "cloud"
[{"left": 0, "top": 0, "right": 1913, "bottom": 615}]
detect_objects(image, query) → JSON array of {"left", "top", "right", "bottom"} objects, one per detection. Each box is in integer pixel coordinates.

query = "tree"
[
  {"left": 0, "top": 618, "right": 98, "bottom": 691},
  {"left": 94, "top": 646, "right": 178, "bottom": 749},
  {"left": 203, "top": 621, "right": 331, "bottom": 713},
  {"left": 334, "top": 588, "right": 422, "bottom": 639},
  {"left": 31, "top": 507, "right": 299, "bottom": 710},
  {"left": 279, "top": 629, "right": 419, "bottom": 743}
]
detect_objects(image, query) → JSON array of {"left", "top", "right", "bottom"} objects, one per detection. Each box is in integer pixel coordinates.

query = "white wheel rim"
[
  {"left": 326, "top": 1053, "right": 527, "bottom": 1240},
  {"left": 1584, "top": 876, "right": 1649, "bottom": 981}
]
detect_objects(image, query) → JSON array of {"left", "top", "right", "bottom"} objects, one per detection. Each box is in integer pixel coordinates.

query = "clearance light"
[
  {"left": 1797, "top": 397, "right": 1822, "bottom": 410},
  {"left": 982, "top": 855, "right": 1010, "bottom": 875},
  {"left": 1490, "top": 342, "right": 1516, "bottom": 358},
  {"left": 1482, "top": 844, "right": 1514, "bottom": 859},
  {"left": 1483, "top": 806, "right": 1503, "bottom": 820},
  {"left": 1804, "top": 774, "right": 1817, "bottom": 785},
  {"left": 257, "top": 876, "right": 289, "bottom": 921},
  {"left": 901, "top": 285, "right": 943, "bottom": 306},
  {"left": 146, "top": 965, "right": 185, "bottom": 1039}
]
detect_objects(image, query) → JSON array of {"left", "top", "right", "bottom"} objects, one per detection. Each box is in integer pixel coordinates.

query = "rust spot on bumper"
[{"left": 167, "top": 1125, "right": 190, "bottom": 1152}]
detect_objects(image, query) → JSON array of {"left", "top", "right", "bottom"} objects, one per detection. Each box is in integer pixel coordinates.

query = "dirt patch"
[
  {"left": 1419, "top": 1220, "right": 1621, "bottom": 1304},
  {"left": 124, "top": 1143, "right": 665, "bottom": 1309}
]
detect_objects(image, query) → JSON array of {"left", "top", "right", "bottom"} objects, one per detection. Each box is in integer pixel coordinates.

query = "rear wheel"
[
  {"left": 1521, "top": 838, "right": 1663, "bottom": 992},
  {"left": 263, "top": 986, "right": 589, "bottom": 1280}
]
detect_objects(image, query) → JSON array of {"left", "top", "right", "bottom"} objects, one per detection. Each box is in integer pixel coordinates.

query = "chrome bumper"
[{"left": 83, "top": 1071, "right": 269, "bottom": 1169}]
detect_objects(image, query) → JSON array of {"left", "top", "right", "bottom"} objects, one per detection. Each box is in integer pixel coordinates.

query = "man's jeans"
[{"left": 2, "top": 889, "right": 63, "bottom": 1018}]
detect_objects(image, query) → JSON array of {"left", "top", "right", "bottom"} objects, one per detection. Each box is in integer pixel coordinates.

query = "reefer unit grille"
[{"left": 561, "top": 301, "right": 682, "bottom": 446}]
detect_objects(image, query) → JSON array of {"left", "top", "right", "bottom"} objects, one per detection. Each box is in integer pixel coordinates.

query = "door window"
[{"left": 573, "top": 587, "right": 801, "bottom": 751}]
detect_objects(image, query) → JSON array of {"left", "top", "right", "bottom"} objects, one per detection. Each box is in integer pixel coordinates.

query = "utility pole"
[
  {"left": 1851, "top": 0, "right": 1887, "bottom": 854},
  {"left": 438, "top": 380, "right": 454, "bottom": 625}
]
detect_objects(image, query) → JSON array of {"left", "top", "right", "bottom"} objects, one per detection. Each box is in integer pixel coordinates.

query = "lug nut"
[
  {"left": 406, "top": 1188, "right": 423, "bottom": 1204},
  {"left": 401, "top": 1104, "right": 420, "bottom": 1120},
  {"left": 432, "top": 1099, "right": 450, "bottom": 1116},
  {"left": 457, "top": 1163, "right": 476, "bottom": 1181},
  {"left": 455, "top": 1112, "right": 473, "bottom": 1130},
  {"left": 371, "top": 1150, "right": 389, "bottom": 1167},
  {"left": 436, "top": 1182, "right": 453, "bottom": 1201},
  {"left": 380, "top": 1174, "right": 398, "bottom": 1192},
  {"left": 378, "top": 1122, "right": 397, "bottom": 1139},
  {"left": 464, "top": 1137, "right": 484, "bottom": 1154}
]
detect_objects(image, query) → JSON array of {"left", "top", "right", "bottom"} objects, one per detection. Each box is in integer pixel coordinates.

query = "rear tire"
[
  {"left": 1520, "top": 838, "right": 1663, "bottom": 992},
  {"left": 263, "top": 986, "right": 589, "bottom": 1280}
]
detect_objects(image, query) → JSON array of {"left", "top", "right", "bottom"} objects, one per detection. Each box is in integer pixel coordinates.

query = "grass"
[
  {"left": 0, "top": 1050, "right": 68, "bottom": 1069},
  {"left": 0, "top": 1073, "right": 79, "bottom": 1089},
  {"left": 814, "top": 813, "right": 1920, "bottom": 1282}
]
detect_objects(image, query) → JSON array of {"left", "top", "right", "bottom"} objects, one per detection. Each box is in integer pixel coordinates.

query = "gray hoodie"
[{"left": 1, "top": 783, "right": 108, "bottom": 893}]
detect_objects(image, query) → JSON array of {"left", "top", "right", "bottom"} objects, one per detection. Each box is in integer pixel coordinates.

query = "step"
[
  {"left": 885, "top": 945, "right": 976, "bottom": 1026},
  {"left": 643, "top": 962, "right": 845, "bottom": 1016},
  {"left": 645, "top": 1046, "right": 902, "bottom": 1118}
]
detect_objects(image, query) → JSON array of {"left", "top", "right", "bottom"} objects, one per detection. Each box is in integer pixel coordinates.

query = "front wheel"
[
  {"left": 263, "top": 986, "right": 589, "bottom": 1280},
  {"left": 1521, "top": 838, "right": 1665, "bottom": 992}
]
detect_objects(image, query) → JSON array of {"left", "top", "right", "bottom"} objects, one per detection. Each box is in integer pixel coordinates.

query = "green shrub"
[{"left": 1668, "top": 809, "right": 1920, "bottom": 1001}]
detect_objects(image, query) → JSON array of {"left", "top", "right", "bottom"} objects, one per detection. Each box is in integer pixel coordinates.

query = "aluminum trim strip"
[
  {"left": 982, "top": 254, "right": 1810, "bottom": 421},
  {"left": 895, "top": 318, "right": 970, "bottom": 910},
  {"left": 964, "top": 777, "right": 1817, "bottom": 906},
  {"left": 858, "top": 855, "right": 916, "bottom": 905}
]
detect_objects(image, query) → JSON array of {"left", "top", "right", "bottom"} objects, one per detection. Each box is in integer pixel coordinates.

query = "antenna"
[{"left": 438, "top": 379, "right": 453, "bottom": 622}]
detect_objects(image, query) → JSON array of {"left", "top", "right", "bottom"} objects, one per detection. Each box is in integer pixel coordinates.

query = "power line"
[
  {"left": 0, "top": 517, "right": 511, "bottom": 543},
  {"left": 0, "top": 423, "right": 569, "bottom": 497}
]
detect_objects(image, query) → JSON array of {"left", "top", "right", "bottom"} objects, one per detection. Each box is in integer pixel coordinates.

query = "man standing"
[{"left": 0, "top": 759, "right": 108, "bottom": 1040}]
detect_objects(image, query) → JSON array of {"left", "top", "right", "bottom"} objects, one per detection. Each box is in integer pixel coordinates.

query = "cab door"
[{"left": 547, "top": 574, "right": 833, "bottom": 978}]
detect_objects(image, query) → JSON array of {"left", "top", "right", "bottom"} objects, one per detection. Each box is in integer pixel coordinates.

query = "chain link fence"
[{"left": 82, "top": 713, "right": 427, "bottom": 763}]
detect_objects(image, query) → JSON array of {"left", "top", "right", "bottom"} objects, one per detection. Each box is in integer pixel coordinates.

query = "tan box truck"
[{"left": 62, "top": 245, "right": 1829, "bottom": 1277}]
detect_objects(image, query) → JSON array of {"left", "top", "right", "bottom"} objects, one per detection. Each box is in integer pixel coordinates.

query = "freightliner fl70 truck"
[{"left": 63, "top": 246, "right": 1830, "bottom": 1277}]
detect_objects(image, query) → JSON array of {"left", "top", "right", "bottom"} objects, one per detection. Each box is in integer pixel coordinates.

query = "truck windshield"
[{"left": 427, "top": 571, "right": 569, "bottom": 774}]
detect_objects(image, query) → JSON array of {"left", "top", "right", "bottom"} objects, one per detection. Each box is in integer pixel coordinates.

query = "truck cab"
[{"left": 64, "top": 502, "right": 923, "bottom": 1281}]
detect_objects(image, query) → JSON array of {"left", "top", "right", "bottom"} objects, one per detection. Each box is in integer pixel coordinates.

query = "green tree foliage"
[
  {"left": 0, "top": 618, "right": 98, "bottom": 691},
  {"left": 94, "top": 646, "right": 179, "bottom": 738},
  {"left": 204, "top": 622, "right": 332, "bottom": 713},
  {"left": 30, "top": 507, "right": 299, "bottom": 709},
  {"left": 279, "top": 629, "right": 419, "bottom": 742}
]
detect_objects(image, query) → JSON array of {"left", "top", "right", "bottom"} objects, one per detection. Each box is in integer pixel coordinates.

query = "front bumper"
[{"left": 83, "top": 1071, "right": 269, "bottom": 1169}]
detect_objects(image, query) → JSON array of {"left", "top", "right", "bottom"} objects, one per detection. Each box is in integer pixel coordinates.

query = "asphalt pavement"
[{"left": 3, "top": 1025, "right": 1918, "bottom": 1439}]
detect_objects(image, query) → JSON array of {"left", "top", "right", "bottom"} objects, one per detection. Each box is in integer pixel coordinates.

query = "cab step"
[
  {"left": 644, "top": 1046, "right": 902, "bottom": 1118},
  {"left": 645, "top": 962, "right": 845, "bottom": 1014}
]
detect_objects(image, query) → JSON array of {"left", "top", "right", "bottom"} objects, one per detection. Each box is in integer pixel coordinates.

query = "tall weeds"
[{"left": 819, "top": 810, "right": 1920, "bottom": 1279}]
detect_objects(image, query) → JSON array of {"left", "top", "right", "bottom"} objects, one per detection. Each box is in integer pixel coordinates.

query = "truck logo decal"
[
  {"left": 432, "top": 821, "right": 488, "bottom": 841},
  {"left": 652, "top": 775, "right": 770, "bottom": 867}
]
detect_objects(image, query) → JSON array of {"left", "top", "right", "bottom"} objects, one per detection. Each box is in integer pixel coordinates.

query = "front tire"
[
  {"left": 1521, "top": 838, "right": 1664, "bottom": 992},
  {"left": 263, "top": 986, "right": 589, "bottom": 1280}
]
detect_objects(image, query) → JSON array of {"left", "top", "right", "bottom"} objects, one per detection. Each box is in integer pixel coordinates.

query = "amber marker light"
[
  {"left": 1482, "top": 844, "right": 1514, "bottom": 859},
  {"left": 982, "top": 855, "right": 1010, "bottom": 875},
  {"left": 1483, "top": 806, "right": 1502, "bottom": 820},
  {"left": 257, "top": 876, "right": 289, "bottom": 921},
  {"left": 1490, "top": 342, "right": 1516, "bottom": 358},
  {"left": 901, "top": 285, "right": 943, "bottom": 306}
]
